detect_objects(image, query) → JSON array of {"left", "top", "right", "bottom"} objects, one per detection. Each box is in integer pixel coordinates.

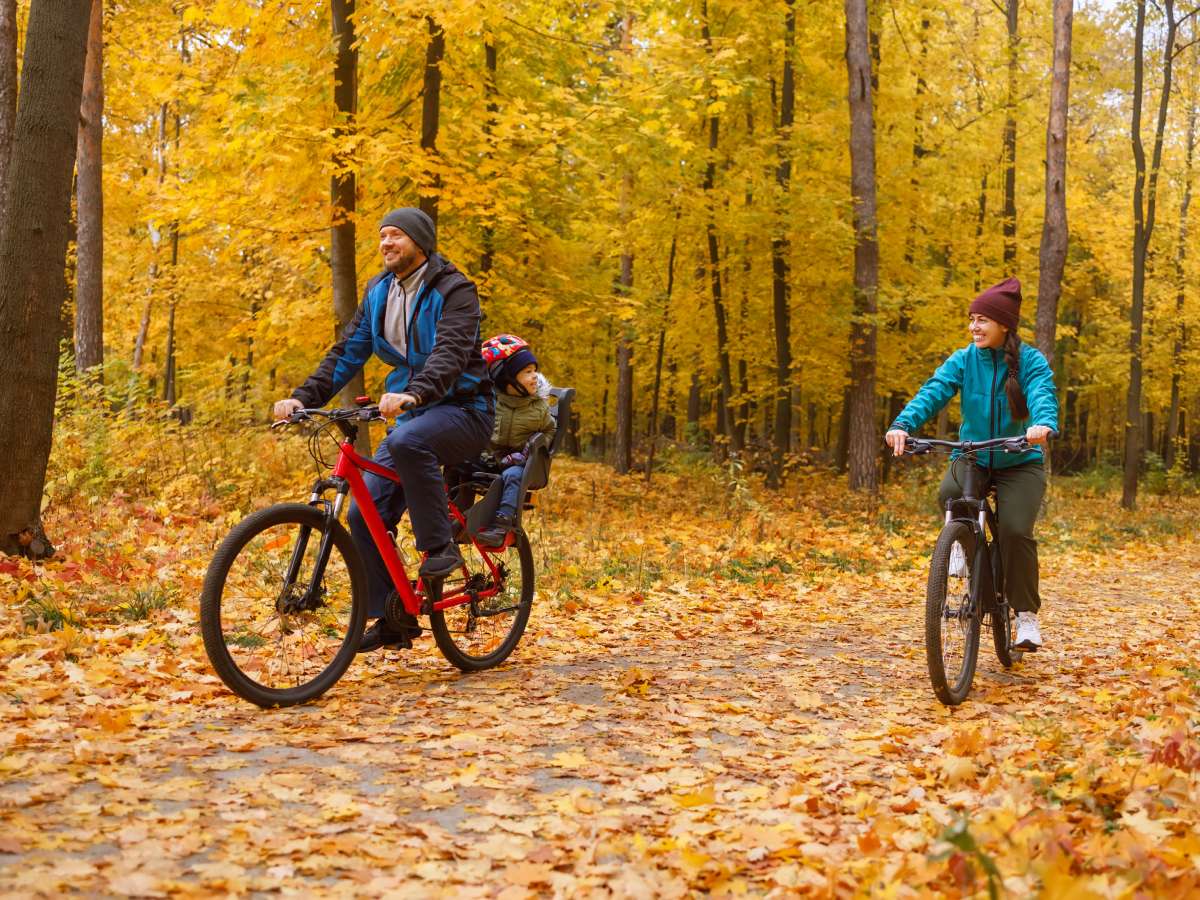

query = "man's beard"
[{"left": 386, "top": 248, "right": 422, "bottom": 277}]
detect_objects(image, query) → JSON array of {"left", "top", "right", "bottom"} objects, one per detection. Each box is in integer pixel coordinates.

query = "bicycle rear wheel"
[
  {"left": 429, "top": 529, "right": 534, "bottom": 672},
  {"left": 200, "top": 503, "right": 367, "bottom": 707},
  {"left": 992, "top": 602, "right": 1024, "bottom": 668},
  {"left": 925, "top": 520, "right": 981, "bottom": 706}
]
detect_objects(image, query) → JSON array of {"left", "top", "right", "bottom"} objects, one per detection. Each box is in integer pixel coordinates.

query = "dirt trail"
[{"left": 3, "top": 533, "right": 1198, "bottom": 896}]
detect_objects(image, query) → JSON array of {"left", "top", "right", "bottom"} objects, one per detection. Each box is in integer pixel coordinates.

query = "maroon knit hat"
[{"left": 969, "top": 277, "right": 1022, "bottom": 332}]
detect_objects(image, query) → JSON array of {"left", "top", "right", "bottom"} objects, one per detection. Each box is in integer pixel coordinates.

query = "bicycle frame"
[
  {"left": 944, "top": 460, "right": 1004, "bottom": 622},
  {"left": 313, "top": 437, "right": 506, "bottom": 618}
]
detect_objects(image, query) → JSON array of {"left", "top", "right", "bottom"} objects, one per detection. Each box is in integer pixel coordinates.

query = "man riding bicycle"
[{"left": 272, "top": 208, "right": 493, "bottom": 653}]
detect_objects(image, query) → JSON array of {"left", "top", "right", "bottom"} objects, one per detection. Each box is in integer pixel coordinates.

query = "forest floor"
[{"left": 3, "top": 435, "right": 1200, "bottom": 897}]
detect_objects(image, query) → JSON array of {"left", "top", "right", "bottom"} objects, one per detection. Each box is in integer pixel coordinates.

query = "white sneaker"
[
  {"left": 1014, "top": 612, "right": 1042, "bottom": 651},
  {"left": 949, "top": 542, "right": 968, "bottom": 578}
]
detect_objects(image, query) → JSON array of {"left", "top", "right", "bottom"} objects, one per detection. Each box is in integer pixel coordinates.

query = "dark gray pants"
[
  {"left": 937, "top": 461, "right": 1046, "bottom": 614},
  {"left": 347, "top": 403, "right": 493, "bottom": 618}
]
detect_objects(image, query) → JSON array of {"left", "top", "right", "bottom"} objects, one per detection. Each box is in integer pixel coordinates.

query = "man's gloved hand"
[{"left": 499, "top": 451, "right": 527, "bottom": 468}]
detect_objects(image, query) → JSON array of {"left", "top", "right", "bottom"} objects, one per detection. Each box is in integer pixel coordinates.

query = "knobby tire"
[{"left": 925, "top": 520, "right": 981, "bottom": 706}]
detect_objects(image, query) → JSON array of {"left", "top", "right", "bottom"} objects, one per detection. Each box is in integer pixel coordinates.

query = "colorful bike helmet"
[{"left": 481, "top": 333, "right": 538, "bottom": 395}]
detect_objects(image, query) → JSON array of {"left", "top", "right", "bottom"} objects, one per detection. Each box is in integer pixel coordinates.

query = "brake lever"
[{"left": 271, "top": 412, "right": 307, "bottom": 430}]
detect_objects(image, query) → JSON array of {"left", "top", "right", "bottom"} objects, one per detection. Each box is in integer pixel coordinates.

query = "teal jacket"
[{"left": 890, "top": 342, "right": 1059, "bottom": 469}]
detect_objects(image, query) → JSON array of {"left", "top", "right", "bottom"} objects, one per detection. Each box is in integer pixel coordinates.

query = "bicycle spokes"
[{"left": 218, "top": 520, "right": 355, "bottom": 692}]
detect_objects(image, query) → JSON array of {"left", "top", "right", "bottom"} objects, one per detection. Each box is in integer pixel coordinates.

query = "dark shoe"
[
  {"left": 475, "top": 515, "right": 514, "bottom": 548},
  {"left": 419, "top": 543, "right": 464, "bottom": 579},
  {"left": 358, "top": 618, "right": 414, "bottom": 653}
]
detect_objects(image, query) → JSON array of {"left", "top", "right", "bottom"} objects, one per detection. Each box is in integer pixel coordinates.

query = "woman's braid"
[{"left": 1004, "top": 330, "right": 1030, "bottom": 421}]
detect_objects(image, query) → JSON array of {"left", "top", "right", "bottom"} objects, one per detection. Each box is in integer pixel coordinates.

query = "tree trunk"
[
  {"left": 1165, "top": 45, "right": 1196, "bottom": 471},
  {"left": 615, "top": 337, "right": 633, "bottom": 474},
  {"left": 1123, "top": 0, "right": 1179, "bottom": 509},
  {"left": 331, "top": 0, "right": 369, "bottom": 455},
  {"left": 1001, "top": 0, "right": 1019, "bottom": 268},
  {"left": 845, "top": 0, "right": 880, "bottom": 494},
  {"left": 645, "top": 228, "right": 677, "bottom": 481},
  {"left": 0, "top": 0, "right": 92, "bottom": 557},
  {"left": 1035, "top": 0, "right": 1072, "bottom": 368},
  {"left": 164, "top": 300, "right": 177, "bottom": 405},
  {"left": 480, "top": 39, "right": 497, "bottom": 281},
  {"left": 612, "top": 11, "right": 634, "bottom": 475},
  {"left": 74, "top": 0, "right": 103, "bottom": 377},
  {"left": 161, "top": 39, "right": 184, "bottom": 407},
  {"left": 0, "top": 0, "right": 15, "bottom": 227},
  {"left": 835, "top": 387, "right": 851, "bottom": 473},
  {"left": 162, "top": 212, "right": 180, "bottom": 404},
  {"left": 133, "top": 104, "right": 170, "bottom": 373},
  {"left": 701, "top": 1, "right": 738, "bottom": 455},
  {"left": 420, "top": 16, "right": 444, "bottom": 229},
  {"left": 613, "top": 241, "right": 634, "bottom": 475},
  {"left": 770, "top": 0, "right": 796, "bottom": 483},
  {"left": 737, "top": 109, "right": 753, "bottom": 454},
  {"left": 687, "top": 372, "right": 700, "bottom": 433}
]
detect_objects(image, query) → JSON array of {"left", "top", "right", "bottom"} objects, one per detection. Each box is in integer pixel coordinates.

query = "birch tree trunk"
[
  {"left": 845, "top": 0, "right": 880, "bottom": 494},
  {"left": 1165, "top": 46, "right": 1196, "bottom": 470},
  {"left": 1035, "top": 0, "right": 1073, "bottom": 368},
  {"left": 74, "top": 0, "right": 104, "bottom": 377},
  {"left": 1002, "top": 0, "right": 1019, "bottom": 268}
]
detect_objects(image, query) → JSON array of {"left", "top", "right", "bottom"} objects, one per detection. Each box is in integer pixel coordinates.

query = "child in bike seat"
[{"left": 476, "top": 334, "right": 557, "bottom": 547}]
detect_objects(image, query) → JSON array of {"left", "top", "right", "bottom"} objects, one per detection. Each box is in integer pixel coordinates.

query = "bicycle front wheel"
[
  {"left": 429, "top": 529, "right": 534, "bottom": 672},
  {"left": 925, "top": 520, "right": 981, "bottom": 706},
  {"left": 200, "top": 503, "right": 367, "bottom": 707}
]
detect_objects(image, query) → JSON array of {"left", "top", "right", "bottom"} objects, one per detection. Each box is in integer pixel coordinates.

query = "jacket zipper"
[{"left": 403, "top": 262, "right": 434, "bottom": 398}]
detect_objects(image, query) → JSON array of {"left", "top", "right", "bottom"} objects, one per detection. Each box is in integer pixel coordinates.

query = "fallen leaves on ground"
[{"left": 2, "top": 455, "right": 1199, "bottom": 897}]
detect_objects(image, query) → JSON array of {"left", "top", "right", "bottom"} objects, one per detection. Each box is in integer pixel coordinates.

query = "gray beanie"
[{"left": 379, "top": 207, "right": 436, "bottom": 257}]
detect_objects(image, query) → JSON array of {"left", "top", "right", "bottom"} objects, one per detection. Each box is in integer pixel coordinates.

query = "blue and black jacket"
[
  {"left": 291, "top": 254, "right": 492, "bottom": 419},
  {"left": 890, "top": 342, "right": 1060, "bottom": 469}
]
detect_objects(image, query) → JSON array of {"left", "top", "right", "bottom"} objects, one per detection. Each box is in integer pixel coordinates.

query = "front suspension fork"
[{"left": 294, "top": 479, "right": 348, "bottom": 609}]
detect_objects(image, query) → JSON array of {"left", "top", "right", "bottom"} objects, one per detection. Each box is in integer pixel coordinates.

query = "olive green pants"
[{"left": 937, "top": 461, "right": 1046, "bottom": 614}]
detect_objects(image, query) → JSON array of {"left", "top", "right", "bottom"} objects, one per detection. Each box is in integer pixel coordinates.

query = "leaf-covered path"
[{"left": 3, "top": 461, "right": 1200, "bottom": 896}]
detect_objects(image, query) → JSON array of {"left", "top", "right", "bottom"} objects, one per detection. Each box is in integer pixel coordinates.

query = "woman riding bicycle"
[{"left": 884, "top": 278, "right": 1059, "bottom": 651}]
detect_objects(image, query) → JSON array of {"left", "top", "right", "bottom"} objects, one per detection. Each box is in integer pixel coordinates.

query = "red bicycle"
[{"left": 200, "top": 401, "right": 534, "bottom": 707}]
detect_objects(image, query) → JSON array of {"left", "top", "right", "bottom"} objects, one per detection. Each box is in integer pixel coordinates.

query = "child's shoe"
[{"left": 476, "top": 515, "right": 514, "bottom": 548}]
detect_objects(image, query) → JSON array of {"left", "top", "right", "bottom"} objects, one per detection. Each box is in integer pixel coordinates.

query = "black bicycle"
[{"left": 902, "top": 435, "right": 1044, "bottom": 705}]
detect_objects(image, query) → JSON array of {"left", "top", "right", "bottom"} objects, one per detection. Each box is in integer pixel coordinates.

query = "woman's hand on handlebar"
[
  {"left": 379, "top": 392, "right": 419, "bottom": 418},
  {"left": 885, "top": 429, "right": 909, "bottom": 457},
  {"left": 1025, "top": 424, "right": 1053, "bottom": 445},
  {"left": 273, "top": 398, "right": 303, "bottom": 422}
]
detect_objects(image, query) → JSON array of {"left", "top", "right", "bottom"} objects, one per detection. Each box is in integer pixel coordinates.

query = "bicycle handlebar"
[
  {"left": 900, "top": 431, "right": 1058, "bottom": 456},
  {"left": 271, "top": 397, "right": 416, "bottom": 430}
]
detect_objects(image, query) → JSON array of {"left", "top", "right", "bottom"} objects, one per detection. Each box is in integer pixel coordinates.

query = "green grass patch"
[
  {"left": 119, "top": 586, "right": 173, "bottom": 621},
  {"left": 21, "top": 593, "right": 81, "bottom": 631}
]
